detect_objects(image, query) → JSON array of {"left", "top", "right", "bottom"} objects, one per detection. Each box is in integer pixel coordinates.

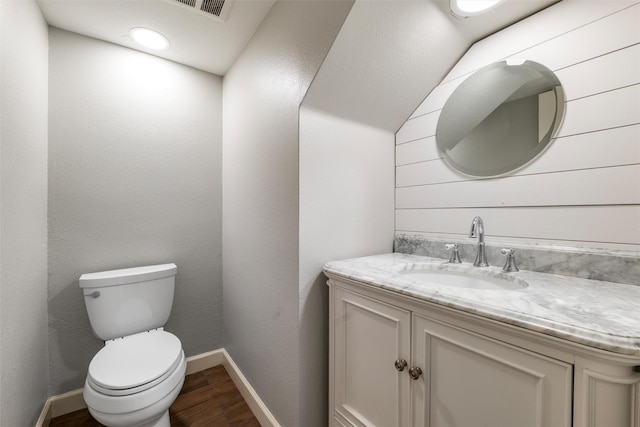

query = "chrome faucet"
[
  {"left": 500, "top": 248, "right": 519, "bottom": 272},
  {"left": 469, "top": 216, "right": 489, "bottom": 267}
]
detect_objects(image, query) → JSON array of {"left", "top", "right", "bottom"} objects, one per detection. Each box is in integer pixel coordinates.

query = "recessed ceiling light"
[
  {"left": 129, "top": 27, "right": 170, "bottom": 51},
  {"left": 450, "top": 0, "right": 505, "bottom": 18}
]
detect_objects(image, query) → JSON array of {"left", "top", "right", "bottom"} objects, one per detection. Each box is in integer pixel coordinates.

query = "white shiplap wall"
[{"left": 395, "top": 1, "right": 640, "bottom": 250}]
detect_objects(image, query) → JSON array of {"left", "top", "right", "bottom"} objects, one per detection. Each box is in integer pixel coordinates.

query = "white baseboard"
[
  {"left": 35, "top": 399, "right": 52, "bottom": 427},
  {"left": 35, "top": 387, "right": 85, "bottom": 427},
  {"left": 219, "top": 348, "right": 280, "bottom": 427},
  {"left": 185, "top": 348, "right": 225, "bottom": 375},
  {"left": 36, "top": 348, "right": 279, "bottom": 427}
]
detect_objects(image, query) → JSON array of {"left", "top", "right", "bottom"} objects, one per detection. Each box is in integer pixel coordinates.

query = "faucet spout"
[{"left": 469, "top": 216, "right": 489, "bottom": 267}]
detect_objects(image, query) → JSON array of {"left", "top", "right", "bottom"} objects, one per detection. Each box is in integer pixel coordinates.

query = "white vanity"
[{"left": 324, "top": 253, "right": 640, "bottom": 427}]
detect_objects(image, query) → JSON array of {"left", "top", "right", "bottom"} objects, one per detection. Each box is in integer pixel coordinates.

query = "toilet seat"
[
  {"left": 87, "top": 330, "right": 182, "bottom": 397},
  {"left": 84, "top": 349, "right": 186, "bottom": 421}
]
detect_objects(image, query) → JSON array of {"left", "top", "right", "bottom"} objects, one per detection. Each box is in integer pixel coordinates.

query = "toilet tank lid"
[{"left": 79, "top": 263, "right": 177, "bottom": 288}]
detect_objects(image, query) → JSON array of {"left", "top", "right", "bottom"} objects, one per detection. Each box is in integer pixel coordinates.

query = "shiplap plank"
[
  {"left": 395, "top": 136, "right": 440, "bottom": 166},
  {"left": 511, "top": 4, "right": 640, "bottom": 74},
  {"left": 555, "top": 44, "right": 640, "bottom": 101},
  {"left": 518, "top": 124, "right": 640, "bottom": 174},
  {"left": 397, "top": 125, "right": 640, "bottom": 186},
  {"left": 444, "top": 2, "right": 640, "bottom": 82},
  {"left": 394, "top": 231, "right": 640, "bottom": 251},
  {"left": 396, "top": 164, "right": 640, "bottom": 209},
  {"left": 396, "top": 159, "right": 459, "bottom": 187},
  {"left": 396, "top": 110, "right": 439, "bottom": 145},
  {"left": 395, "top": 206, "right": 640, "bottom": 245},
  {"left": 559, "top": 84, "right": 640, "bottom": 137}
]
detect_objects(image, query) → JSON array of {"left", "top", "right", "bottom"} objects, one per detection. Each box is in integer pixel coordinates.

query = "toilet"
[{"left": 79, "top": 263, "right": 186, "bottom": 427}]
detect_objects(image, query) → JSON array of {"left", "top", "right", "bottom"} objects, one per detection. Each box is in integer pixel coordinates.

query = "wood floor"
[{"left": 49, "top": 366, "right": 261, "bottom": 427}]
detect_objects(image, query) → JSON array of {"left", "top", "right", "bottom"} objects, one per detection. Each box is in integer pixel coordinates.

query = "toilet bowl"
[{"left": 80, "top": 264, "right": 184, "bottom": 427}]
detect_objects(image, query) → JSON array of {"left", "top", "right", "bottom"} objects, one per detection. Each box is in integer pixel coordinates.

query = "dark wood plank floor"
[{"left": 50, "top": 366, "right": 260, "bottom": 427}]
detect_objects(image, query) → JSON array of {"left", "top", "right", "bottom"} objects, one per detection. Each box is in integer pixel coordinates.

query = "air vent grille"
[
  {"left": 167, "top": 0, "right": 234, "bottom": 21},
  {"left": 201, "top": 0, "right": 225, "bottom": 16}
]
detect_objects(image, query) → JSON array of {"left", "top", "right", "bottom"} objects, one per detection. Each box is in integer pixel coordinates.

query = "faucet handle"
[
  {"left": 500, "top": 248, "right": 519, "bottom": 272},
  {"left": 445, "top": 244, "right": 462, "bottom": 264}
]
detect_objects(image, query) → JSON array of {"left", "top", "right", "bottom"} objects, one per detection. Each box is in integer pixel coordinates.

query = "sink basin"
[{"left": 398, "top": 267, "right": 527, "bottom": 291}]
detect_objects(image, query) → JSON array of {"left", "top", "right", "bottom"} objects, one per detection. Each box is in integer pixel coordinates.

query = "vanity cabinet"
[{"left": 328, "top": 275, "right": 640, "bottom": 427}]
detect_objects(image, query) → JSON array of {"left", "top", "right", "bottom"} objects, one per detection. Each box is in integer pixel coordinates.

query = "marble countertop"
[{"left": 323, "top": 253, "right": 640, "bottom": 357}]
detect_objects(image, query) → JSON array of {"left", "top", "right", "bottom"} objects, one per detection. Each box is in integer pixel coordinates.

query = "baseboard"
[
  {"left": 35, "top": 387, "right": 85, "bottom": 427},
  {"left": 185, "top": 348, "right": 225, "bottom": 375},
  {"left": 34, "top": 398, "right": 52, "bottom": 427},
  {"left": 220, "top": 348, "right": 280, "bottom": 427},
  {"left": 36, "top": 348, "right": 279, "bottom": 427},
  {"left": 186, "top": 348, "right": 280, "bottom": 426}
]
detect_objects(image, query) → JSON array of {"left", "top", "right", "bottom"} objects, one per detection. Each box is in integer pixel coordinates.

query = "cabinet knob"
[
  {"left": 394, "top": 359, "right": 408, "bottom": 372},
  {"left": 408, "top": 367, "right": 423, "bottom": 380}
]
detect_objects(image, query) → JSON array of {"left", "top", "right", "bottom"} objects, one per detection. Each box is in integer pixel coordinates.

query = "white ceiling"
[{"left": 36, "top": 0, "right": 276, "bottom": 76}]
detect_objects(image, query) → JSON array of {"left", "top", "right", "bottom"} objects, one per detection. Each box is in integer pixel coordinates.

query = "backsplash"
[{"left": 395, "top": 234, "right": 640, "bottom": 286}]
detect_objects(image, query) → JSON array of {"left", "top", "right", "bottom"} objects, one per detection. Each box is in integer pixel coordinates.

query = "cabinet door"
[
  {"left": 333, "top": 287, "right": 411, "bottom": 427},
  {"left": 411, "top": 313, "right": 573, "bottom": 427},
  {"left": 574, "top": 356, "right": 640, "bottom": 427}
]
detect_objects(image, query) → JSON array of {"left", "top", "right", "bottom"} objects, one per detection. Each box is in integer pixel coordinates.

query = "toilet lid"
[{"left": 88, "top": 330, "right": 182, "bottom": 394}]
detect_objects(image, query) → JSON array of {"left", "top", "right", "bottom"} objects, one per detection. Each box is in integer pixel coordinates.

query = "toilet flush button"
[{"left": 88, "top": 330, "right": 182, "bottom": 390}]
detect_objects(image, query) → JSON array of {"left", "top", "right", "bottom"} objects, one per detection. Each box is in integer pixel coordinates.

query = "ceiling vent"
[{"left": 167, "top": 0, "right": 234, "bottom": 21}]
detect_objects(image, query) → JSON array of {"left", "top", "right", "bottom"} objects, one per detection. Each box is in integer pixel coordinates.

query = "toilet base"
[
  {"left": 137, "top": 410, "right": 169, "bottom": 427},
  {"left": 88, "top": 408, "right": 169, "bottom": 427},
  {"left": 89, "top": 404, "right": 174, "bottom": 427},
  {"left": 86, "top": 367, "right": 184, "bottom": 427}
]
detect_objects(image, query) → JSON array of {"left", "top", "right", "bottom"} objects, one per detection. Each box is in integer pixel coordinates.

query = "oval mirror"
[{"left": 436, "top": 60, "right": 565, "bottom": 177}]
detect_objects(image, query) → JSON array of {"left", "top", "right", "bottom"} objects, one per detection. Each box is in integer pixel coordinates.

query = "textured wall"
[
  {"left": 222, "top": 2, "right": 353, "bottom": 425},
  {"left": 48, "top": 28, "right": 223, "bottom": 395},
  {"left": 0, "top": 0, "right": 50, "bottom": 424},
  {"left": 299, "top": 106, "right": 395, "bottom": 425},
  {"left": 395, "top": 1, "right": 640, "bottom": 251}
]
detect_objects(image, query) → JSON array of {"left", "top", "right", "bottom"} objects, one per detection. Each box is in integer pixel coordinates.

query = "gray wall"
[
  {"left": 0, "top": 0, "right": 50, "bottom": 424},
  {"left": 222, "top": 2, "right": 352, "bottom": 425},
  {"left": 47, "top": 28, "right": 223, "bottom": 395}
]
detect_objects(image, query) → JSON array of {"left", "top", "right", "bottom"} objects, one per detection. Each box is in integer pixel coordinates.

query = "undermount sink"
[{"left": 398, "top": 267, "right": 528, "bottom": 291}]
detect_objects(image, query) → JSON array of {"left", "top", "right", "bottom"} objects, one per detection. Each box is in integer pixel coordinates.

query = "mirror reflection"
[{"left": 436, "top": 60, "right": 565, "bottom": 177}]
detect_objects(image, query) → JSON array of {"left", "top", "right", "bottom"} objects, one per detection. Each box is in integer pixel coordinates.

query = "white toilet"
[{"left": 79, "top": 263, "right": 186, "bottom": 427}]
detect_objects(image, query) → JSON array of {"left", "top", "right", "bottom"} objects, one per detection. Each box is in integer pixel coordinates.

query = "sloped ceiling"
[
  {"left": 36, "top": 0, "right": 275, "bottom": 76},
  {"left": 303, "top": 0, "right": 559, "bottom": 132}
]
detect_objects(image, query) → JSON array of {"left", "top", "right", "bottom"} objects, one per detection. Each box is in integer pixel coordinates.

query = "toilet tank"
[{"left": 79, "top": 263, "right": 177, "bottom": 341}]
